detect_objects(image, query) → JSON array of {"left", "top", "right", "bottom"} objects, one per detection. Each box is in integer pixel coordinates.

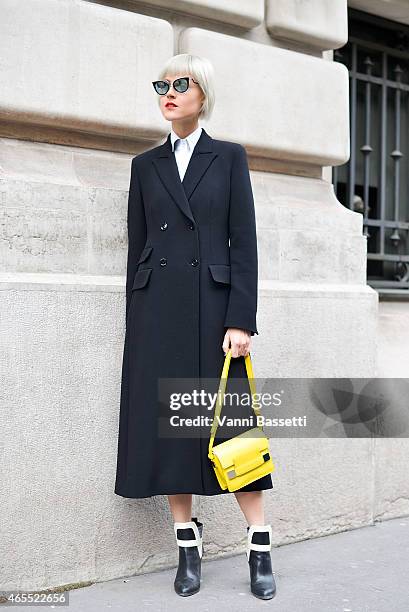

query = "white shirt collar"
[{"left": 170, "top": 125, "right": 202, "bottom": 153}]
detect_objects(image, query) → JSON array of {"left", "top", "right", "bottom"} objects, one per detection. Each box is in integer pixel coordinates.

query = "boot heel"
[{"left": 173, "top": 517, "right": 203, "bottom": 596}]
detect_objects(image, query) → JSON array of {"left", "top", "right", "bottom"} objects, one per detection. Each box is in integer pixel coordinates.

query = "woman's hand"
[{"left": 222, "top": 328, "right": 251, "bottom": 358}]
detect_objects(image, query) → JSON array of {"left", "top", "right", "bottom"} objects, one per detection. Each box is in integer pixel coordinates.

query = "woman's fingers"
[{"left": 223, "top": 328, "right": 251, "bottom": 357}]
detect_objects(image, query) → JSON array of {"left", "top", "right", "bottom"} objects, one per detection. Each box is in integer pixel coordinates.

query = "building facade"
[{"left": 1, "top": 0, "right": 408, "bottom": 592}]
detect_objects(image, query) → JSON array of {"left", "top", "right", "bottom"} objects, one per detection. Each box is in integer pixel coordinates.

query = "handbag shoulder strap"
[{"left": 208, "top": 349, "right": 263, "bottom": 459}]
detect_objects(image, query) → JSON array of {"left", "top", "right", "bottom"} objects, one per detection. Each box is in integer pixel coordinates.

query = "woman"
[{"left": 114, "top": 53, "right": 276, "bottom": 600}]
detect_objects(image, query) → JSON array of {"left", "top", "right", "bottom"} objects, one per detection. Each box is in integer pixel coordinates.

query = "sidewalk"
[{"left": 5, "top": 517, "right": 409, "bottom": 611}]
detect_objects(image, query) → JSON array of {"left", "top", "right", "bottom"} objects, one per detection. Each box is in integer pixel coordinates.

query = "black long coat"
[{"left": 114, "top": 128, "right": 273, "bottom": 498}]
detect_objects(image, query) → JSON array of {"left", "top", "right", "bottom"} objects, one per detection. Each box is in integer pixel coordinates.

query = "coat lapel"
[{"left": 151, "top": 128, "right": 218, "bottom": 224}]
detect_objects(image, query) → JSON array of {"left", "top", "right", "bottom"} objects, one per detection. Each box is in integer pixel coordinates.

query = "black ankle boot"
[
  {"left": 173, "top": 517, "right": 203, "bottom": 596},
  {"left": 246, "top": 524, "right": 276, "bottom": 600}
]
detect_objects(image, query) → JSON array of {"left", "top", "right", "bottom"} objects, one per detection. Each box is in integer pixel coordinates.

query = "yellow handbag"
[{"left": 208, "top": 349, "right": 275, "bottom": 492}]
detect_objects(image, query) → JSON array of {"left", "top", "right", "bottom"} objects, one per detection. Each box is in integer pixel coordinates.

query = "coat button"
[
  {"left": 191, "top": 258, "right": 199, "bottom": 266},
  {"left": 160, "top": 222, "right": 168, "bottom": 231},
  {"left": 160, "top": 257, "right": 167, "bottom": 266},
  {"left": 188, "top": 223, "right": 195, "bottom": 230}
]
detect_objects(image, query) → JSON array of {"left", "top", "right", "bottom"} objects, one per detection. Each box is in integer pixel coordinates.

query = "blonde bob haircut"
[{"left": 156, "top": 53, "right": 215, "bottom": 121}]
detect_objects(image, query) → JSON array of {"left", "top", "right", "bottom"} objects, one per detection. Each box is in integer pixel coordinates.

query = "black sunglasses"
[{"left": 152, "top": 76, "right": 199, "bottom": 95}]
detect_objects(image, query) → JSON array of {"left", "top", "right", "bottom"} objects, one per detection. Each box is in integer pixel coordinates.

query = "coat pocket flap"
[
  {"left": 137, "top": 245, "right": 153, "bottom": 264},
  {"left": 209, "top": 264, "right": 231, "bottom": 285},
  {"left": 132, "top": 268, "right": 152, "bottom": 290}
]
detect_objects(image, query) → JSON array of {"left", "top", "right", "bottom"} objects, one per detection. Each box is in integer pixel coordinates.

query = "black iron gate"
[{"left": 334, "top": 9, "right": 409, "bottom": 295}]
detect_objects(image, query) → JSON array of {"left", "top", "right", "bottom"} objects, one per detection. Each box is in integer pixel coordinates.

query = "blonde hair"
[{"left": 156, "top": 53, "right": 215, "bottom": 120}]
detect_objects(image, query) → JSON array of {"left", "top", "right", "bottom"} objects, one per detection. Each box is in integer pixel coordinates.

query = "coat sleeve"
[
  {"left": 224, "top": 144, "right": 259, "bottom": 336},
  {"left": 125, "top": 158, "right": 147, "bottom": 327}
]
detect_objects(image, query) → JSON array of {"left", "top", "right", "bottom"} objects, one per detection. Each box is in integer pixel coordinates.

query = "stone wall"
[{"left": 1, "top": 0, "right": 404, "bottom": 593}]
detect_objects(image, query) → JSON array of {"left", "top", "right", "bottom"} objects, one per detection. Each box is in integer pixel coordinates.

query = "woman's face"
[{"left": 159, "top": 73, "right": 205, "bottom": 123}]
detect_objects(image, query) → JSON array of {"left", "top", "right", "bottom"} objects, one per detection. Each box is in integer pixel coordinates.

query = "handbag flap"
[
  {"left": 234, "top": 452, "right": 269, "bottom": 476},
  {"left": 212, "top": 428, "right": 270, "bottom": 473}
]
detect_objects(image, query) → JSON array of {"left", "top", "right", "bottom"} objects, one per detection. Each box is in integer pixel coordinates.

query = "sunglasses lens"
[
  {"left": 174, "top": 78, "right": 188, "bottom": 93},
  {"left": 153, "top": 81, "right": 169, "bottom": 95}
]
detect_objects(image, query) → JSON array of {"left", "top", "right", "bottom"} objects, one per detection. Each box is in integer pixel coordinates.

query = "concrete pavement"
[{"left": 2, "top": 516, "right": 408, "bottom": 611}]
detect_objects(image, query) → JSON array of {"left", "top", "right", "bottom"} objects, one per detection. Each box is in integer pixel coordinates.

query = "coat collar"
[{"left": 151, "top": 127, "right": 217, "bottom": 224}]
